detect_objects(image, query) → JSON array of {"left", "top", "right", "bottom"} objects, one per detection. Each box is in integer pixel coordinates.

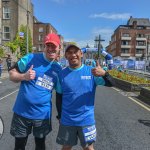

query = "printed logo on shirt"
[
  {"left": 81, "top": 76, "right": 91, "bottom": 80},
  {"left": 36, "top": 74, "right": 54, "bottom": 90}
]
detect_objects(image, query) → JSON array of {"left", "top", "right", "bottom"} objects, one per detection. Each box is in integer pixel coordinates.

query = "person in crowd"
[
  {"left": 0, "top": 58, "right": 3, "bottom": 78},
  {"left": 103, "top": 64, "right": 108, "bottom": 71},
  {"left": 117, "top": 64, "right": 124, "bottom": 72},
  {"left": 56, "top": 44, "right": 114, "bottom": 150},
  {"left": 9, "top": 33, "right": 62, "bottom": 150},
  {"left": 6, "top": 54, "right": 12, "bottom": 71}
]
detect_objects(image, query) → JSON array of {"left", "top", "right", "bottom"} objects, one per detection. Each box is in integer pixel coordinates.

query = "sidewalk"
[{"left": 0, "top": 69, "right": 9, "bottom": 80}]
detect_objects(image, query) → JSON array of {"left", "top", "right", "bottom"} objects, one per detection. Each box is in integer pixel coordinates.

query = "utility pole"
[
  {"left": 94, "top": 34, "right": 105, "bottom": 59},
  {"left": 26, "top": 0, "right": 29, "bottom": 54}
]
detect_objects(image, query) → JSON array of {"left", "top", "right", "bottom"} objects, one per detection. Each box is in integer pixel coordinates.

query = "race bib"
[{"left": 83, "top": 125, "right": 96, "bottom": 142}]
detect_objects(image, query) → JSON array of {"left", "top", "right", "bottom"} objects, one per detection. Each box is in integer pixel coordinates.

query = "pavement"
[{"left": 0, "top": 70, "right": 9, "bottom": 81}]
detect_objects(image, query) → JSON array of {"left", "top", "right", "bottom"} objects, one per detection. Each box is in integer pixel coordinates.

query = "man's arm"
[
  {"left": 9, "top": 64, "right": 35, "bottom": 83},
  {"left": 92, "top": 60, "right": 115, "bottom": 87},
  {"left": 102, "top": 72, "right": 114, "bottom": 87},
  {"left": 56, "top": 92, "right": 62, "bottom": 120}
]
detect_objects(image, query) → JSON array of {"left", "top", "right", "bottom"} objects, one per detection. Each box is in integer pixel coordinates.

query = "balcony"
[
  {"left": 135, "top": 54, "right": 143, "bottom": 57},
  {"left": 121, "top": 37, "right": 131, "bottom": 40},
  {"left": 121, "top": 45, "right": 131, "bottom": 48},
  {"left": 136, "top": 45, "right": 146, "bottom": 49},
  {"left": 120, "top": 53, "right": 130, "bottom": 56},
  {"left": 136, "top": 37, "right": 147, "bottom": 41}
]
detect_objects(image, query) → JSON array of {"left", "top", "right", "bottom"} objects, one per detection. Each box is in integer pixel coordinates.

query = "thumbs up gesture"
[
  {"left": 92, "top": 60, "right": 106, "bottom": 77},
  {"left": 24, "top": 65, "right": 36, "bottom": 81}
]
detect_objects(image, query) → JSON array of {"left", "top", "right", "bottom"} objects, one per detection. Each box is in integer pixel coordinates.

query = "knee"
[{"left": 62, "top": 145, "right": 72, "bottom": 150}]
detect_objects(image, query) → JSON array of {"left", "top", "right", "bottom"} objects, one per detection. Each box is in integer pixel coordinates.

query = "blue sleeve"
[
  {"left": 94, "top": 76, "right": 105, "bottom": 86},
  {"left": 17, "top": 53, "right": 33, "bottom": 72},
  {"left": 55, "top": 72, "right": 62, "bottom": 94}
]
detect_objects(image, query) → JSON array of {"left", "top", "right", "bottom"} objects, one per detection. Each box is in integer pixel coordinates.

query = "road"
[{"left": 0, "top": 78, "right": 150, "bottom": 150}]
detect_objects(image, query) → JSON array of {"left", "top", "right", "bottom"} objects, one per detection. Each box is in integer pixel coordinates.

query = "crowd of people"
[{"left": 7, "top": 33, "right": 114, "bottom": 150}]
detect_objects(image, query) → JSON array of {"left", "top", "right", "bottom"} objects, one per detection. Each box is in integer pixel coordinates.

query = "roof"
[{"left": 127, "top": 17, "right": 150, "bottom": 26}]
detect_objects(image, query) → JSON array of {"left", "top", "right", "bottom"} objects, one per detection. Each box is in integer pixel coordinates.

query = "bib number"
[{"left": 83, "top": 125, "right": 96, "bottom": 142}]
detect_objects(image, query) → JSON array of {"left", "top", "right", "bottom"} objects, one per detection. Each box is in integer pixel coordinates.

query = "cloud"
[
  {"left": 65, "top": 28, "right": 113, "bottom": 48},
  {"left": 89, "top": 13, "right": 131, "bottom": 20}
]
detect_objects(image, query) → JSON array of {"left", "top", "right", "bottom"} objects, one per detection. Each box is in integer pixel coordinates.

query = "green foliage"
[
  {"left": 0, "top": 47, "right": 5, "bottom": 58},
  {"left": 5, "top": 41, "right": 19, "bottom": 54},
  {"left": 5, "top": 25, "right": 32, "bottom": 58},
  {"left": 18, "top": 25, "right": 32, "bottom": 57}
]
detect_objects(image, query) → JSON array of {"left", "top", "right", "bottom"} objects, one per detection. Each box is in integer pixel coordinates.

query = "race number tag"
[{"left": 83, "top": 125, "right": 96, "bottom": 142}]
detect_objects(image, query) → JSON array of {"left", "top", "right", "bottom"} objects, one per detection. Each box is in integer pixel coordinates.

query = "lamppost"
[
  {"left": 26, "top": 0, "right": 29, "bottom": 54},
  {"left": 145, "top": 38, "right": 148, "bottom": 72},
  {"left": 94, "top": 34, "right": 105, "bottom": 60}
]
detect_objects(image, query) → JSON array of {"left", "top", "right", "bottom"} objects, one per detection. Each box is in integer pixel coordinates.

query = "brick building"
[
  {"left": 107, "top": 16, "right": 150, "bottom": 61},
  {"left": 33, "top": 18, "right": 64, "bottom": 57}
]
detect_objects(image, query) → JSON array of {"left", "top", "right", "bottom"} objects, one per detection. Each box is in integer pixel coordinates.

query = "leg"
[
  {"left": 78, "top": 125, "right": 96, "bottom": 150},
  {"left": 35, "top": 137, "right": 46, "bottom": 150},
  {"left": 56, "top": 125, "right": 77, "bottom": 149},
  {"left": 83, "top": 143, "right": 94, "bottom": 150},
  {"left": 10, "top": 113, "right": 32, "bottom": 150},
  {"left": 14, "top": 136, "right": 28, "bottom": 150},
  {"left": 61, "top": 145, "right": 72, "bottom": 150}
]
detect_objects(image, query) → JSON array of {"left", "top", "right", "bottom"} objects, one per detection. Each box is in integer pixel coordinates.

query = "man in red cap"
[{"left": 9, "top": 33, "right": 62, "bottom": 150}]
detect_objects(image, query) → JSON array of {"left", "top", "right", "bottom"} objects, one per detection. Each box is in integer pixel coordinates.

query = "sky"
[{"left": 31, "top": 0, "right": 150, "bottom": 48}]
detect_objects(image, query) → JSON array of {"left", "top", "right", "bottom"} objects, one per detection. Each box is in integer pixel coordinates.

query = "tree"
[
  {"left": 18, "top": 25, "right": 32, "bottom": 57},
  {"left": 5, "top": 25, "right": 32, "bottom": 58},
  {"left": 0, "top": 47, "right": 5, "bottom": 58}
]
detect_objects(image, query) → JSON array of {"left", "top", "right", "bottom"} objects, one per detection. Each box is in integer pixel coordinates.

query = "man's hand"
[
  {"left": 24, "top": 65, "right": 36, "bottom": 81},
  {"left": 92, "top": 60, "right": 106, "bottom": 77}
]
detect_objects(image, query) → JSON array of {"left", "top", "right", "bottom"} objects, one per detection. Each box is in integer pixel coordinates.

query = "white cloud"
[
  {"left": 64, "top": 28, "right": 114, "bottom": 48},
  {"left": 89, "top": 13, "right": 131, "bottom": 20}
]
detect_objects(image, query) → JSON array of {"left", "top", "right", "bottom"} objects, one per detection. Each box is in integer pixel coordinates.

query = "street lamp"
[
  {"left": 144, "top": 38, "right": 148, "bottom": 72},
  {"left": 26, "top": 0, "right": 29, "bottom": 54}
]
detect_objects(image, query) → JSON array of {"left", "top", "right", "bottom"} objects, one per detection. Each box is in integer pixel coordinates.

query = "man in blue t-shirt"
[
  {"left": 9, "top": 33, "right": 62, "bottom": 150},
  {"left": 56, "top": 44, "right": 113, "bottom": 150}
]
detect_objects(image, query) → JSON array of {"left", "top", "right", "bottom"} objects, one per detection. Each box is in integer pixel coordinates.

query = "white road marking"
[
  {"left": 0, "top": 89, "right": 19, "bottom": 101},
  {"left": 128, "top": 97, "right": 150, "bottom": 112},
  {"left": 112, "top": 87, "right": 120, "bottom": 92}
]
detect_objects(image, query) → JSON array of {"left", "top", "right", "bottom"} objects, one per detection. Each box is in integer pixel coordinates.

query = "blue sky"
[{"left": 31, "top": 0, "right": 150, "bottom": 48}]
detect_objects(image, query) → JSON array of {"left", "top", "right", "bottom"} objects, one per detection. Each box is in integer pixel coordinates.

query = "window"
[
  {"left": 39, "top": 27, "right": 44, "bottom": 32},
  {"left": 136, "top": 49, "right": 143, "bottom": 54},
  {"left": 3, "top": 7, "right": 10, "bottom": 19},
  {"left": 121, "top": 49, "right": 129, "bottom": 53},
  {"left": 137, "top": 34, "right": 145, "bottom": 38},
  {"left": 38, "top": 44, "right": 43, "bottom": 51},
  {"left": 38, "top": 34, "right": 43, "bottom": 41},
  {"left": 122, "top": 33, "right": 130, "bottom": 37},
  {"left": 121, "top": 41, "right": 129, "bottom": 45},
  {"left": 137, "top": 41, "right": 145, "bottom": 46},
  {"left": 3, "top": 26, "right": 10, "bottom": 40}
]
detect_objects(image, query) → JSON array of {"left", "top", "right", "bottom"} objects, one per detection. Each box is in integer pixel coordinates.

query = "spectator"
[
  {"left": 0, "top": 58, "right": 3, "bottom": 78},
  {"left": 6, "top": 54, "right": 12, "bottom": 71}
]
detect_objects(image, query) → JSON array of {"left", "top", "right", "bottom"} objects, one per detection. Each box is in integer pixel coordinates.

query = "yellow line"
[
  {"left": 128, "top": 97, "right": 150, "bottom": 112},
  {"left": 112, "top": 87, "right": 120, "bottom": 92}
]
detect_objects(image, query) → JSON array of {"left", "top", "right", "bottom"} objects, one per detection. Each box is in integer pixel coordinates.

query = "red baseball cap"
[{"left": 44, "top": 33, "right": 60, "bottom": 47}]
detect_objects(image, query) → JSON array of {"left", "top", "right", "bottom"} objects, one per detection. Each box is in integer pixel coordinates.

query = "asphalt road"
[{"left": 0, "top": 79, "right": 150, "bottom": 150}]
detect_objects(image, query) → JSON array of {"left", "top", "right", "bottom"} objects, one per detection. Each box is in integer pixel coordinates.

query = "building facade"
[
  {"left": 107, "top": 16, "right": 150, "bottom": 61},
  {"left": 0, "top": 0, "right": 33, "bottom": 51},
  {"left": 33, "top": 19, "right": 64, "bottom": 57}
]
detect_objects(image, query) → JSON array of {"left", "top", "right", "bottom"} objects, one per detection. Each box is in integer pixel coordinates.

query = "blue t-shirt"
[
  {"left": 13, "top": 53, "right": 62, "bottom": 119},
  {"left": 59, "top": 64, "right": 105, "bottom": 126}
]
